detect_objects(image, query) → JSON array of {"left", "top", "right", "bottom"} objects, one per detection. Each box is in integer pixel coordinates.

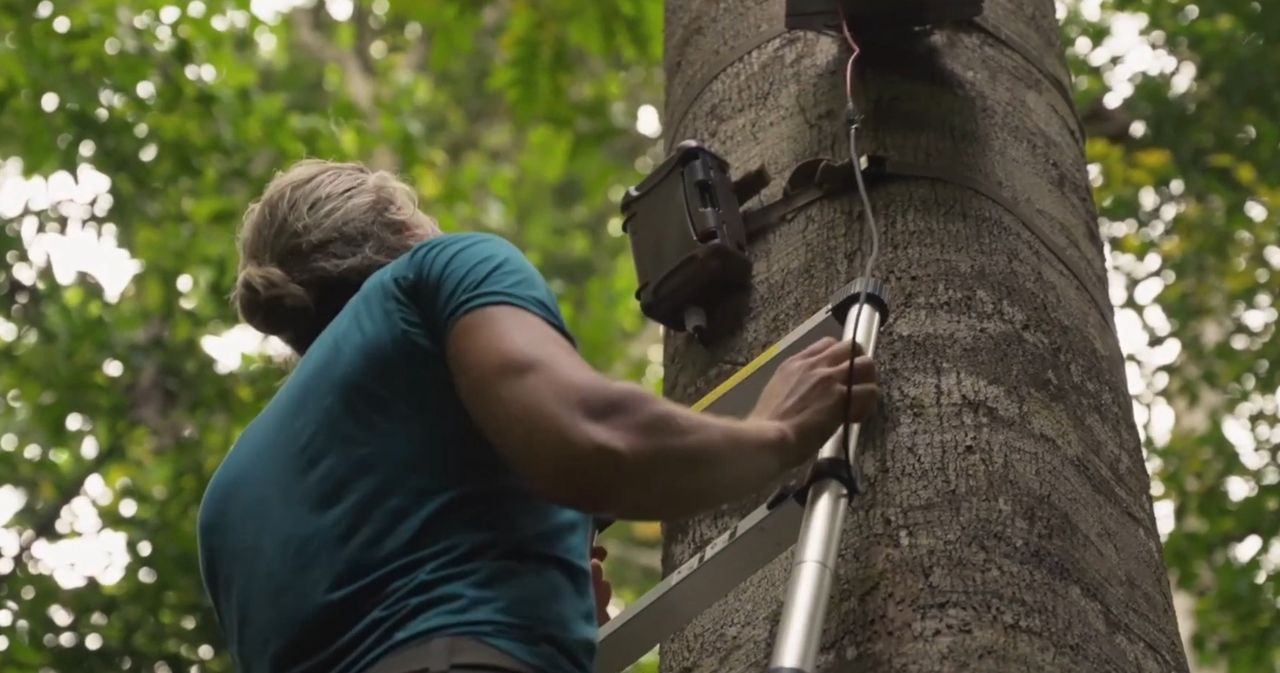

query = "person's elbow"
[{"left": 513, "top": 381, "right": 642, "bottom": 516}]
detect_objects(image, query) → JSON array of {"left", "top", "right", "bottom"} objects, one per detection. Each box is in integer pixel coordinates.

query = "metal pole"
[{"left": 767, "top": 288, "right": 883, "bottom": 673}]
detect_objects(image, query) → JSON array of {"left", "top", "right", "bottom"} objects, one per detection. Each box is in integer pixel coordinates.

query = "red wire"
[{"left": 836, "top": 5, "right": 862, "bottom": 103}]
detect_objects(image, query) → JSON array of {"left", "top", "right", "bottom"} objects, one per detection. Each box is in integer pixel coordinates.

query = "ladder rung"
[{"left": 595, "top": 497, "right": 806, "bottom": 673}]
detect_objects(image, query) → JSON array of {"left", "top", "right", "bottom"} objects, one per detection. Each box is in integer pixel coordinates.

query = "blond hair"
[{"left": 233, "top": 159, "right": 430, "bottom": 353}]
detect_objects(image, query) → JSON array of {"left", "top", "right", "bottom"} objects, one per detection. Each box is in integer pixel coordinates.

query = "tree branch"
[
  {"left": 1081, "top": 100, "right": 1136, "bottom": 144},
  {"left": 290, "top": 6, "right": 377, "bottom": 119},
  {"left": 352, "top": 0, "right": 377, "bottom": 76},
  {"left": 404, "top": 37, "right": 428, "bottom": 73},
  {"left": 290, "top": 4, "right": 398, "bottom": 172}
]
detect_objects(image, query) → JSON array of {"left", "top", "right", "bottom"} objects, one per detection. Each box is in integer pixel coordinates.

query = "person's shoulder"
[
  {"left": 406, "top": 231, "right": 526, "bottom": 261},
  {"left": 390, "top": 230, "right": 575, "bottom": 344},
  {"left": 391, "top": 231, "right": 538, "bottom": 283}
]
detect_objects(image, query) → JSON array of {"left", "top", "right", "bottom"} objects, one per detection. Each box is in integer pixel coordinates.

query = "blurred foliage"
[
  {"left": 1062, "top": 2, "right": 1278, "bottom": 671},
  {"left": 0, "top": 1, "right": 1274, "bottom": 673},
  {"left": 0, "top": 1, "right": 664, "bottom": 671}
]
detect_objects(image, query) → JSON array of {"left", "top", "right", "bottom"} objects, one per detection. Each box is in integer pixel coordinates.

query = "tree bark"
[{"left": 658, "top": 1, "right": 1191, "bottom": 671}]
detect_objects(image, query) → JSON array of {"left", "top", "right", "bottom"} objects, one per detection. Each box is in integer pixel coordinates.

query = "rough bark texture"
[{"left": 659, "top": 1, "right": 1191, "bottom": 671}]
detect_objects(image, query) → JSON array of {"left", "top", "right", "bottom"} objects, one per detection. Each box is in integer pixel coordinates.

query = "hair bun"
[{"left": 234, "top": 265, "right": 314, "bottom": 338}]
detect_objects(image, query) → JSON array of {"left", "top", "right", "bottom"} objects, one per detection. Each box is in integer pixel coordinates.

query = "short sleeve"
[{"left": 400, "top": 233, "right": 576, "bottom": 347}]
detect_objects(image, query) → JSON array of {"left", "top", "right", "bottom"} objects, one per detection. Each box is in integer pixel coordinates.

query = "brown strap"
[
  {"left": 970, "top": 16, "right": 1085, "bottom": 142},
  {"left": 742, "top": 157, "right": 853, "bottom": 241},
  {"left": 869, "top": 156, "right": 1112, "bottom": 324},
  {"left": 666, "top": 14, "right": 1084, "bottom": 148},
  {"left": 739, "top": 155, "right": 1114, "bottom": 324},
  {"left": 665, "top": 25, "right": 807, "bottom": 149}
]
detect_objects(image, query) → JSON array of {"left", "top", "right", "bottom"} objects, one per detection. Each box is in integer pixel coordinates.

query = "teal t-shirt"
[{"left": 197, "top": 233, "right": 597, "bottom": 673}]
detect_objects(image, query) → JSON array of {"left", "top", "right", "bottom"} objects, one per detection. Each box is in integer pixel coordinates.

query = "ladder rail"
[
  {"left": 595, "top": 497, "right": 806, "bottom": 673},
  {"left": 594, "top": 280, "right": 887, "bottom": 673}
]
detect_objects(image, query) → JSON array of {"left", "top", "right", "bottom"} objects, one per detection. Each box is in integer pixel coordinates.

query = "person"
[{"left": 196, "top": 159, "right": 880, "bottom": 673}]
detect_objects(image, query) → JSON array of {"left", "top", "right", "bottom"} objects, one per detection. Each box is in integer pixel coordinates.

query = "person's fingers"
[
  {"left": 849, "top": 356, "right": 877, "bottom": 384},
  {"left": 593, "top": 562, "right": 611, "bottom": 595},
  {"left": 816, "top": 363, "right": 851, "bottom": 384},
  {"left": 592, "top": 560, "right": 613, "bottom": 626},
  {"left": 811, "top": 338, "right": 856, "bottom": 366},
  {"left": 592, "top": 561, "right": 609, "bottom": 600},
  {"left": 814, "top": 355, "right": 875, "bottom": 384},
  {"left": 794, "top": 336, "right": 839, "bottom": 362},
  {"left": 591, "top": 544, "right": 608, "bottom": 562},
  {"left": 808, "top": 338, "right": 870, "bottom": 367}
]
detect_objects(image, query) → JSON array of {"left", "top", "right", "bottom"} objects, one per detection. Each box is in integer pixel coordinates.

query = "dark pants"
[{"left": 364, "top": 636, "right": 537, "bottom": 673}]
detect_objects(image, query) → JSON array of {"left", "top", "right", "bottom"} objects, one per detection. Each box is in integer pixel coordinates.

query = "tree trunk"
[{"left": 658, "top": 1, "right": 1191, "bottom": 671}]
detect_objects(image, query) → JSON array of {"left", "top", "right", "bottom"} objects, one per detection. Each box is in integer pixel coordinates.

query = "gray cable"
[
  {"left": 841, "top": 121, "right": 880, "bottom": 461},
  {"left": 849, "top": 124, "right": 880, "bottom": 290}
]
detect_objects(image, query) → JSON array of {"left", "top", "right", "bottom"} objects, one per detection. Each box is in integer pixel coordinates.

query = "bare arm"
[{"left": 446, "top": 305, "right": 877, "bottom": 521}]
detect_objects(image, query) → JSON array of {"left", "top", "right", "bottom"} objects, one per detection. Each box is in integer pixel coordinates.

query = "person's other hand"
[
  {"left": 590, "top": 544, "right": 612, "bottom": 626},
  {"left": 749, "top": 337, "right": 879, "bottom": 470}
]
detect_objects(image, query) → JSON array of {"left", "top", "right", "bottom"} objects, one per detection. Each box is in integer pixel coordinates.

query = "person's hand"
[
  {"left": 590, "top": 544, "right": 612, "bottom": 626},
  {"left": 748, "top": 337, "right": 879, "bottom": 469}
]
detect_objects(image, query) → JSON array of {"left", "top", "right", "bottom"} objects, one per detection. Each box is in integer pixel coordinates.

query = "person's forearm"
[{"left": 581, "top": 380, "right": 792, "bottom": 521}]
